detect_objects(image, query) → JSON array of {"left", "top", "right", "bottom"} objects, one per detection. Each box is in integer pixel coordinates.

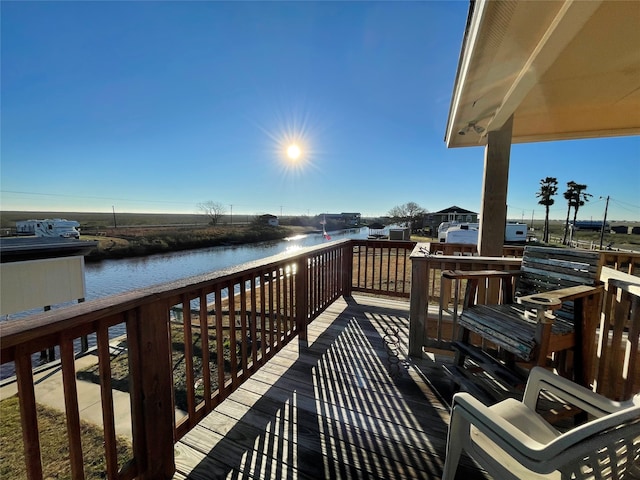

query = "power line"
[
  {"left": 1, "top": 190, "right": 195, "bottom": 205},
  {"left": 610, "top": 198, "right": 640, "bottom": 212}
]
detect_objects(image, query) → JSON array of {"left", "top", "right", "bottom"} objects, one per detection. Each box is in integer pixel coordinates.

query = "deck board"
[{"left": 174, "top": 295, "right": 489, "bottom": 479}]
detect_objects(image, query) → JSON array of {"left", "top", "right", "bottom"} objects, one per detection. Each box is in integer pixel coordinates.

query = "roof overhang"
[
  {"left": 445, "top": 0, "right": 640, "bottom": 148},
  {"left": 0, "top": 238, "right": 98, "bottom": 263}
]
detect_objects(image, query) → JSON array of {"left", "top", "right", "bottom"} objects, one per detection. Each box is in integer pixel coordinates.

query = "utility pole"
[
  {"left": 229, "top": 204, "right": 233, "bottom": 226},
  {"left": 599, "top": 195, "right": 609, "bottom": 250},
  {"left": 112, "top": 205, "right": 117, "bottom": 228},
  {"left": 530, "top": 210, "right": 534, "bottom": 229}
]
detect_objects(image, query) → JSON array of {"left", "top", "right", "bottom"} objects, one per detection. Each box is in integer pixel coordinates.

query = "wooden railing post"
[
  {"left": 15, "top": 349, "right": 43, "bottom": 480},
  {"left": 409, "top": 255, "right": 429, "bottom": 356},
  {"left": 343, "top": 243, "right": 353, "bottom": 297},
  {"left": 133, "top": 301, "right": 176, "bottom": 479},
  {"left": 296, "top": 257, "right": 309, "bottom": 342}
]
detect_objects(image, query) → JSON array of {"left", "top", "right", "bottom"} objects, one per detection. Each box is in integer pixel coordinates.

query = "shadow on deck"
[{"left": 173, "top": 294, "right": 489, "bottom": 479}]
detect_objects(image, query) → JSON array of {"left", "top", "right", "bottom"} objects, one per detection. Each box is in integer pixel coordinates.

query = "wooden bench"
[{"left": 445, "top": 246, "right": 603, "bottom": 388}]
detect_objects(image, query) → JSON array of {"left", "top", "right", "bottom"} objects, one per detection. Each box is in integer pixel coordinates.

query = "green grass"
[
  {"left": 0, "top": 211, "right": 207, "bottom": 229},
  {"left": 0, "top": 395, "right": 133, "bottom": 479}
]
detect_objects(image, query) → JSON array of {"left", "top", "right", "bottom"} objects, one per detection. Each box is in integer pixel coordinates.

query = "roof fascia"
[{"left": 444, "top": 0, "right": 486, "bottom": 147}]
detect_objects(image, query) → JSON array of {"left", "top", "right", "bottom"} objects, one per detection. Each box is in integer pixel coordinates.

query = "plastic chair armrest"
[
  {"left": 523, "top": 367, "right": 626, "bottom": 415},
  {"left": 452, "top": 393, "right": 550, "bottom": 461}
]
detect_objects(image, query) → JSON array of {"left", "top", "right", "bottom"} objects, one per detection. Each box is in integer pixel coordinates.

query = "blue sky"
[{"left": 2, "top": 1, "right": 639, "bottom": 221}]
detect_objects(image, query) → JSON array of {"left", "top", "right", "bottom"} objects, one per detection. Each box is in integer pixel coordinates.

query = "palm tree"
[
  {"left": 562, "top": 181, "right": 578, "bottom": 244},
  {"left": 562, "top": 181, "right": 592, "bottom": 244},
  {"left": 536, "top": 177, "right": 557, "bottom": 243},
  {"left": 571, "top": 183, "right": 592, "bottom": 228}
]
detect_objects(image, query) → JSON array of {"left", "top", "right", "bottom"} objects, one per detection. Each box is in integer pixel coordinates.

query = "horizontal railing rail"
[{"left": 599, "top": 251, "right": 640, "bottom": 276}]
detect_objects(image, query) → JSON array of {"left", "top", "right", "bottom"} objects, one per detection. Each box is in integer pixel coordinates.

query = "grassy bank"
[
  {"left": 83, "top": 224, "right": 311, "bottom": 261},
  {"left": 0, "top": 396, "right": 132, "bottom": 479}
]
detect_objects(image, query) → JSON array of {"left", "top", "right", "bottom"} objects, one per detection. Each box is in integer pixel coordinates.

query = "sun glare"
[
  {"left": 257, "top": 103, "right": 322, "bottom": 175},
  {"left": 287, "top": 144, "right": 301, "bottom": 160}
]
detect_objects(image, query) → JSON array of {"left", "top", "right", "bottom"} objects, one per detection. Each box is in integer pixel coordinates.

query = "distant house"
[
  {"left": 421, "top": 206, "right": 478, "bottom": 235},
  {"left": 258, "top": 214, "right": 279, "bottom": 227},
  {"left": 611, "top": 225, "right": 628, "bottom": 234}
]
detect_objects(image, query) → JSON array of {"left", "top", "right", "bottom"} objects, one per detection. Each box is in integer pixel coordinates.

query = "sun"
[
  {"left": 287, "top": 144, "right": 301, "bottom": 161},
  {"left": 258, "top": 106, "right": 320, "bottom": 174}
]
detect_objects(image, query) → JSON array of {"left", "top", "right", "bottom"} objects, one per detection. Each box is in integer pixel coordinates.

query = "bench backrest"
[{"left": 515, "top": 246, "right": 602, "bottom": 298}]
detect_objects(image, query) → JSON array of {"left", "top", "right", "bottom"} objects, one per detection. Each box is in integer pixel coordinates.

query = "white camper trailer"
[
  {"left": 504, "top": 223, "right": 527, "bottom": 243},
  {"left": 440, "top": 223, "right": 479, "bottom": 244},
  {"left": 16, "top": 219, "right": 81, "bottom": 239},
  {"left": 438, "top": 222, "right": 527, "bottom": 244},
  {"left": 438, "top": 222, "right": 479, "bottom": 242}
]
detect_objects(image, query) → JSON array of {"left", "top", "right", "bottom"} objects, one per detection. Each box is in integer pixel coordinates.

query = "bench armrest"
[{"left": 518, "top": 285, "right": 603, "bottom": 311}]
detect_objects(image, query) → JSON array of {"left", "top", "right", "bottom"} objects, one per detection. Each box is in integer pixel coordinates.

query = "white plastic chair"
[{"left": 442, "top": 367, "right": 640, "bottom": 479}]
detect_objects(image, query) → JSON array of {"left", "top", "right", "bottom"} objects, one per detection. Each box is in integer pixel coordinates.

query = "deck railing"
[
  {"left": 1, "top": 240, "right": 637, "bottom": 479},
  {"left": 350, "top": 239, "right": 416, "bottom": 298},
  {"left": 0, "top": 239, "right": 413, "bottom": 480}
]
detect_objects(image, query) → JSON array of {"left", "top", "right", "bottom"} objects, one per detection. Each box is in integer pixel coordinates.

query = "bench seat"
[
  {"left": 458, "top": 303, "right": 574, "bottom": 362},
  {"left": 449, "top": 246, "right": 604, "bottom": 386}
]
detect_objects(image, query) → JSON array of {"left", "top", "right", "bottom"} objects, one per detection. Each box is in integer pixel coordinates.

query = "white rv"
[
  {"left": 439, "top": 222, "right": 527, "bottom": 244},
  {"left": 442, "top": 224, "right": 479, "bottom": 244},
  {"left": 504, "top": 223, "right": 528, "bottom": 243},
  {"left": 16, "top": 219, "right": 81, "bottom": 239},
  {"left": 438, "top": 222, "right": 479, "bottom": 242}
]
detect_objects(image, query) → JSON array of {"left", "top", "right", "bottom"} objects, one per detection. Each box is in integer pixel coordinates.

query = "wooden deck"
[{"left": 173, "top": 294, "right": 489, "bottom": 479}]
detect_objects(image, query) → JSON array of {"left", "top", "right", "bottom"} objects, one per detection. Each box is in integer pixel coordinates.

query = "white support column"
[{"left": 478, "top": 115, "right": 513, "bottom": 256}]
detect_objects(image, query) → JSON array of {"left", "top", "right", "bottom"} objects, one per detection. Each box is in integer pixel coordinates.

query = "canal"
[{"left": 83, "top": 227, "right": 370, "bottom": 299}]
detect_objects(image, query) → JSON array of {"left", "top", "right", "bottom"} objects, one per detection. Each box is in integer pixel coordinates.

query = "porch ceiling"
[{"left": 445, "top": 0, "right": 640, "bottom": 148}]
